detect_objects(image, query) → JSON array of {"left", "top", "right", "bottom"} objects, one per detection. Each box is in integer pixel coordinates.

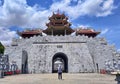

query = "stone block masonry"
[{"left": 5, "top": 35, "right": 116, "bottom": 73}]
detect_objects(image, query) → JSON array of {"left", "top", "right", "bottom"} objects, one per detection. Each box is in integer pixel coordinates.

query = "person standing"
[{"left": 58, "top": 65, "right": 62, "bottom": 80}]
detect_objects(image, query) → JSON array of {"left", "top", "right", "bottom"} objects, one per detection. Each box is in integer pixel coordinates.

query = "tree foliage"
[{"left": 0, "top": 42, "right": 4, "bottom": 54}]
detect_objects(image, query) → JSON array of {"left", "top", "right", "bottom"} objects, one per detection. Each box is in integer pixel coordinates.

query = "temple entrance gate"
[
  {"left": 52, "top": 52, "right": 68, "bottom": 73},
  {"left": 21, "top": 50, "right": 28, "bottom": 74}
]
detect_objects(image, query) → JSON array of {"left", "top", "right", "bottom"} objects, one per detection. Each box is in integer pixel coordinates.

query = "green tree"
[{"left": 0, "top": 42, "right": 5, "bottom": 54}]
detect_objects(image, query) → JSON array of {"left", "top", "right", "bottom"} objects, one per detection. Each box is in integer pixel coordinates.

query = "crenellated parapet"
[{"left": 10, "top": 35, "right": 111, "bottom": 46}]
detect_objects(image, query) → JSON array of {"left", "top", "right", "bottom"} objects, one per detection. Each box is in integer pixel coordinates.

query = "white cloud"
[
  {"left": 0, "top": 0, "right": 117, "bottom": 45},
  {"left": 101, "top": 29, "right": 109, "bottom": 35},
  {"left": 50, "top": 0, "right": 116, "bottom": 19},
  {"left": 117, "top": 49, "right": 120, "bottom": 52},
  {"left": 0, "top": 27, "right": 16, "bottom": 45},
  {"left": 0, "top": 0, "right": 52, "bottom": 29},
  {"left": 0, "top": 0, "right": 116, "bottom": 28},
  {"left": 72, "top": 24, "right": 90, "bottom": 28}
]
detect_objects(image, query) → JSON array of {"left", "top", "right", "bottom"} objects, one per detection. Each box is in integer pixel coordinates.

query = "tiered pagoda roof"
[{"left": 43, "top": 10, "right": 74, "bottom": 36}]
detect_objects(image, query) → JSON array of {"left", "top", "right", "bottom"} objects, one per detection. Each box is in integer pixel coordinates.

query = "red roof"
[
  {"left": 19, "top": 30, "right": 42, "bottom": 35},
  {"left": 76, "top": 28, "right": 100, "bottom": 34}
]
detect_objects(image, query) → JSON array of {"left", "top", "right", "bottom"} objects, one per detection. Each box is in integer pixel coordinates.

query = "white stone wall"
[{"left": 5, "top": 35, "right": 116, "bottom": 73}]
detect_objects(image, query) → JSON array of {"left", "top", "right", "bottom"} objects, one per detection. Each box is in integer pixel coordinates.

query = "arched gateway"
[{"left": 52, "top": 52, "right": 68, "bottom": 73}]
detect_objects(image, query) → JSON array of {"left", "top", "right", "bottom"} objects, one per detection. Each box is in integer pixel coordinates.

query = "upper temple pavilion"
[
  {"left": 18, "top": 10, "right": 100, "bottom": 38},
  {"left": 43, "top": 10, "right": 74, "bottom": 35}
]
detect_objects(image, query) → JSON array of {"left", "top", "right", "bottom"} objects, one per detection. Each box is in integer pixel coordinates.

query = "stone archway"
[
  {"left": 52, "top": 52, "right": 68, "bottom": 73},
  {"left": 21, "top": 50, "right": 28, "bottom": 74}
]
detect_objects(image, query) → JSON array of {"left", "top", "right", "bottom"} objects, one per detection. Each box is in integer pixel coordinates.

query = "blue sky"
[{"left": 0, "top": 0, "right": 120, "bottom": 51}]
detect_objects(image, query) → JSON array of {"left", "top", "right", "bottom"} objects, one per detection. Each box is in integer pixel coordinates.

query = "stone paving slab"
[{"left": 0, "top": 73, "right": 117, "bottom": 84}]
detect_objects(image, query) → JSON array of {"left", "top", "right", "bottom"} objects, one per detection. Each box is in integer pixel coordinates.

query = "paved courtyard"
[{"left": 0, "top": 73, "right": 116, "bottom": 84}]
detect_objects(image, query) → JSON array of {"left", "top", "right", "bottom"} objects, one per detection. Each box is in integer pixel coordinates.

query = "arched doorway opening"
[
  {"left": 21, "top": 50, "right": 28, "bottom": 74},
  {"left": 52, "top": 52, "right": 68, "bottom": 73}
]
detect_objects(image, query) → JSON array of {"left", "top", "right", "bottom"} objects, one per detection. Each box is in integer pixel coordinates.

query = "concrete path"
[{"left": 0, "top": 73, "right": 117, "bottom": 84}]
